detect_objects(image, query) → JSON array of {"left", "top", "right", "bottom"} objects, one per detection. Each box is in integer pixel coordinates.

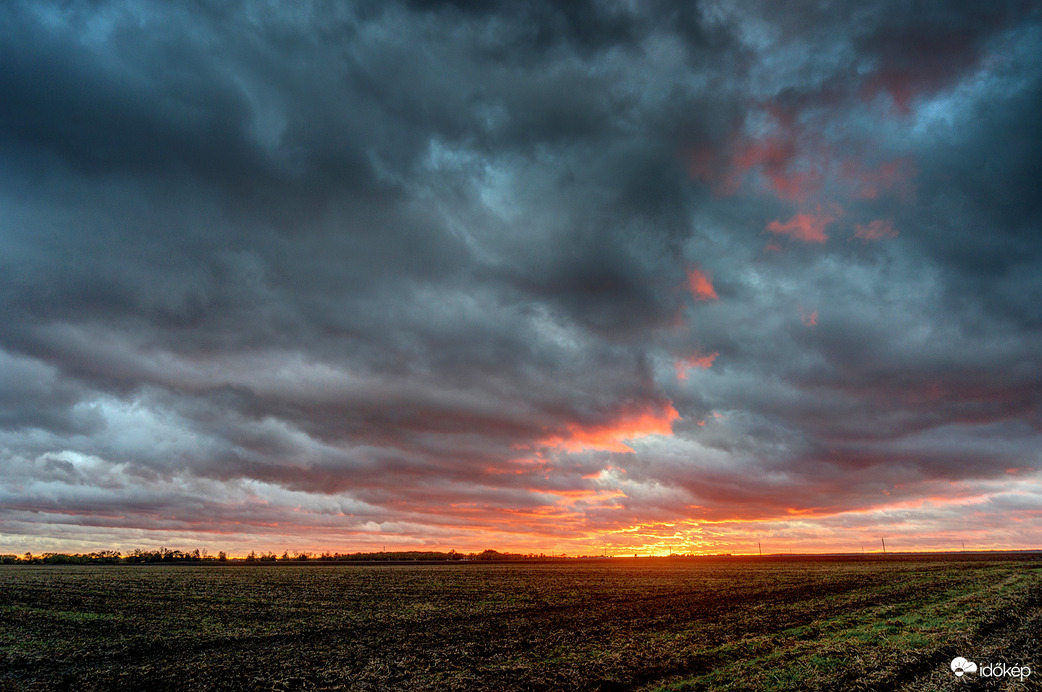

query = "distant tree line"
[
  {"left": 2, "top": 548, "right": 230, "bottom": 565},
  {"left": 0, "top": 548, "right": 562, "bottom": 565}
]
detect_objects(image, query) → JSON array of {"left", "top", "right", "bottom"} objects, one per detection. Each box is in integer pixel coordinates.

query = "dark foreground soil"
[{"left": 1, "top": 554, "right": 1039, "bottom": 691}]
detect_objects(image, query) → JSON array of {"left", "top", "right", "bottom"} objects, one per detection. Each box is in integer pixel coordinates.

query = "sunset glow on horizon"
[{"left": 1, "top": 2, "right": 1040, "bottom": 558}]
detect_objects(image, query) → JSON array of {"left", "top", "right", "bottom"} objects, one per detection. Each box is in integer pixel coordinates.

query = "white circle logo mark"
[{"left": 951, "top": 657, "right": 978, "bottom": 677}]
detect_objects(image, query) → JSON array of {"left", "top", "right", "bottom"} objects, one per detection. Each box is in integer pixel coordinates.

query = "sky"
[{"left": 1, "top": 0, "right": 1041, "bottom": 557}]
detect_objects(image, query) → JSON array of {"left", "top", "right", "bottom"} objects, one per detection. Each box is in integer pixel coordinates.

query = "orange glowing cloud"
[
  {"left": 687, "top": 120, "right": 816, "bottom": 201},
  {"left": 686, "top": 268, "right": 718, "bottom": 301},
  {"left": 686, "top": 103, "right": 920, "bottom": 219},
  {"left": 675, "top": 351, "right": 719, "bottom": 380},
  {"left": 854, "top": 218, "right": 899, "bottom": 241},
  {"left": 704, "top": 105, "right": 828, "bottom": 204},
  {"left": 724, "top": 106, "right": 824, "bottom": 204},
  {"left": 544, "top": 402, "right": 680, "bottom": 453},
  {"left": 799, "top": 307, "right": 818, "bottom": 327},
  {"left": 766, "top": 205, "right": 839, "bottom": 244}
]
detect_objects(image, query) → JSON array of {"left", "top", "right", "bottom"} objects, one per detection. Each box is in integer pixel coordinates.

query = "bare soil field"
[{"left": 0, "top": 554, "right": 1039, "bottom": 691}]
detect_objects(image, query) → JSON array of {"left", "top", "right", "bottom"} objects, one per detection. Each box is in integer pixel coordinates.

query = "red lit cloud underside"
[
  {"left": 687, "top": 268, "right": 718, "bottom": 301},
  {"left": 675, "top": 351, "right": 718, "bottom": 380},
  {"left": 766, "top": 207, "right": 839, "bottom": 244},
  {"left": 541, "top": 402, "right": 681, "bottom": 453}
]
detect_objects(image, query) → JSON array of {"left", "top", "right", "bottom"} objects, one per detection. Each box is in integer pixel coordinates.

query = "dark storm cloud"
[{"left": 1, "top": 0, "right": 1040, "bottom": 551}]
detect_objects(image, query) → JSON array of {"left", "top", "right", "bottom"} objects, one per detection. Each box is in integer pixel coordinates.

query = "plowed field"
[{"left": 1, "top": 554, "right": 1039, "bottom": 691}]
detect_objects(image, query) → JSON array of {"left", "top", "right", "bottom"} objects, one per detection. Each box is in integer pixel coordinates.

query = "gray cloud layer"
[{"left": 1, "top": 0, "right": 1040, "bottom": 551}]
